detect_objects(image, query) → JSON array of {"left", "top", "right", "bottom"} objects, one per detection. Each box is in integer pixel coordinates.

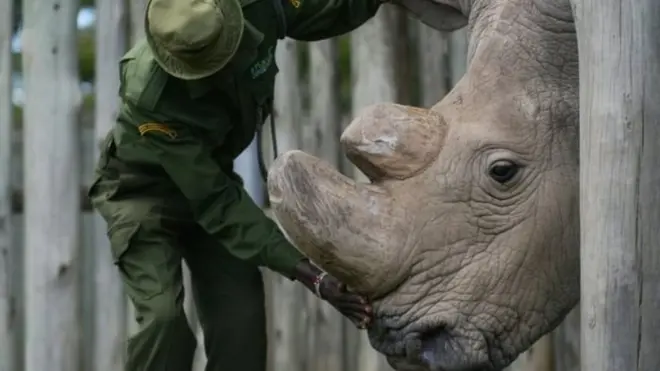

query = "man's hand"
[{"left": 293, "top": 259, "right": 372, "bottom": 329}]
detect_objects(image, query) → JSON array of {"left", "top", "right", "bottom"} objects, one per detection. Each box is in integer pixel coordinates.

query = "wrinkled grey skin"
[{"left": 268, "top": 0, "right": 580, "bottom": 370}]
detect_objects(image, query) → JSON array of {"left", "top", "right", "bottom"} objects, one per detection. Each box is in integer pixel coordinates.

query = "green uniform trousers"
[{"left": 89, "top": 141, "right": 267, "bottom": 371}]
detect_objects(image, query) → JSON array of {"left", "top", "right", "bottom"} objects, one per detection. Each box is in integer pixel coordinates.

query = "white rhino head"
[{"left": 268, "top": 0, "right": 579, "bottom": 369}]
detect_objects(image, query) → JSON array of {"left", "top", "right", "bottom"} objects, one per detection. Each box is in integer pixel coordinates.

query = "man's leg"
[
  {"left": 182, "top": 227, "right": 268, "bottom": 371},
  {"left": 98, "top": 206, "right": 197, "bottom": 371},
  {"left": 89, "top": 133, "right": 197, "bottom": 370}
]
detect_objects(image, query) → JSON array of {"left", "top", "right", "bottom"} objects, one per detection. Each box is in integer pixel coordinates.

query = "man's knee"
[{"left": 135, "top": 289, "right": 188, "bottom": 328}]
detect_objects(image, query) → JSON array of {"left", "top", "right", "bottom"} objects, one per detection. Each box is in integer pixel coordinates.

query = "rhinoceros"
[{"left": 267, "top": 0, "right": 579, "bottom": 370}]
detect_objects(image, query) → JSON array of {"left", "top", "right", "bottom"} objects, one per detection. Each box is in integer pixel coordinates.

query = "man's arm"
[
  {"left": 280, "top": 0, "right": 385, "bottom": 41},
  {"left": 127, "top": 105, "right": 305, "bottom": 279}
]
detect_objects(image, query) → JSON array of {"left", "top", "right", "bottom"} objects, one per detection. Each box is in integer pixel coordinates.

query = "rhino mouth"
[{"left": 369, "top": 316, "right": 496, "bottom": 371}]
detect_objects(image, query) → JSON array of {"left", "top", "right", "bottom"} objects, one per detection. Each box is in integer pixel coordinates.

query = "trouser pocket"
[{"left": 108, "top": 221, "right": 182, "bottom": 302}]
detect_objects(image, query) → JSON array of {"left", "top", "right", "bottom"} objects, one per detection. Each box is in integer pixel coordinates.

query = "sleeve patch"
[{"left": 138, "top": 123, "right": 178, "bottom": 139}]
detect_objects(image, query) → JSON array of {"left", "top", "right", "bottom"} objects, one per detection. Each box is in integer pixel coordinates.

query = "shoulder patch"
[
  {"left": 138, "top": 123, "right": 178, "bottom": 139},
  {"left": 289, "top": 0, "right": 302, "bottom": 7},
  {"left": 250, "top": 46, "right": 275, "bottom": 79}
]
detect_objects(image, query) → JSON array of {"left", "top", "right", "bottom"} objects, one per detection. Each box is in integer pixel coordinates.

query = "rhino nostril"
[{"left": 417, "top": 326, "right": 451, "bottom": 367}]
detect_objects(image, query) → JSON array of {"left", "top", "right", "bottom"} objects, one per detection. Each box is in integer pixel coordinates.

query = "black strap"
[
  {"left": 271, "top": 0, "right": 287, "bottom": 39},
  {"left": 257, "top": 100, "right": 279, "bottom": 182}
]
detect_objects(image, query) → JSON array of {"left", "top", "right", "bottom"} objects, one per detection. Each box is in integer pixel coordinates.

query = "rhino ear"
[{"left": 391, "top": 0, "right": 468, "bottom": 31}]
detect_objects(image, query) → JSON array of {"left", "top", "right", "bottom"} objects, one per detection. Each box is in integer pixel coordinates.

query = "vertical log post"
[
  {"left": 448, "top": 28, "right": 468, "bottom": 87},
  {"left": 268, "top": 37, "right": 306, "bottom": 371},
  {"left": 0, "top": 0, "right": 14, "bottom": 369},
  {"left": 127, "top": 0, "right": 147, "bottom": 45},
  {"left": 575, "top": 0, "right": 660, "bottom": 370},
  {"left": 349, "top": 5, "right": 399, "bottom": 371},
  {"left": 21, "top": 0, "right": 83, "bottom": 369},
  {"left": 306, "top": 38, "right": 345, "bottom": 371},
  {"left": 417, "top": 21, "right": 448, "bottom": 107},
  {"left": 92, "top": 0, "right": 127, "bottom": 370}
]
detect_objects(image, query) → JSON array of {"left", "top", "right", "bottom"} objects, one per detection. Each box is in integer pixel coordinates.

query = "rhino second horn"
[
  {"left": 267, "top": 150, "right": 407, "bottom": 298},
  {"left": 341, "top": 103, "right": 447, "bottom": 182}
]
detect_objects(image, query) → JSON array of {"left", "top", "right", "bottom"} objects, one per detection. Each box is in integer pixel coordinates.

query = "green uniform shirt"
[{"left": 111, "top": 0, "right": 382, "bottom": 278}]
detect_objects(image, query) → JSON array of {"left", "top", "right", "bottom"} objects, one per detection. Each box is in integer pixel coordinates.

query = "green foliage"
[{"left": 78, "top": 29, "right": 95, "bottom": 82}]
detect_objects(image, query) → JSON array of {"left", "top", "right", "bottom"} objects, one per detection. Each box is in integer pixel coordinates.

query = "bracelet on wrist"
[{"left": 312, "top": 272, "right": 328, "bottom": 298}]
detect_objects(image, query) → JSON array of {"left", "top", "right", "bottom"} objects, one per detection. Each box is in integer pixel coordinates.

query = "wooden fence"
[{"left": 0, "top": 0, "right": 581, "bottom": 370}]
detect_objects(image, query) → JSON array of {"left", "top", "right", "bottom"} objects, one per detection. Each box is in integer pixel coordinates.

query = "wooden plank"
[
  {"left": 0, "top": 0, "right": 15, "bottom": 369},
  {"left": 448, "top": 28, "right": 468, "bottom": 86},
  {"left": 417, "top": 20, "right": 448, "bottom": 107},
  {"left": 306, "top": 38, "right": 345, "bottom": 371},
  {"left": 127, "top": 0, "right": 147, "bottom": 44},
  {"left": 21, "top": 0, "right": 83, "bottom": 369},
  {"left": 91, "top": 1, "right": 127, "bottom": 370},
  {"left": 553, "top": 307, "right": 580, "bottom": 371},
  {"left": 11, "top": 187, "right": 91, "bottom": 212},
  {"left": 268, "top": 37, "right": 306, "bottom": 371},
  {"left": 575, "top": 0, "right": 660, "bottom": 370},
  {"left": 349, "top": 6, "right": 400, "bottom": 371},
  {"left": 505, "top": 334, "right": 554, "bottom": 371}
]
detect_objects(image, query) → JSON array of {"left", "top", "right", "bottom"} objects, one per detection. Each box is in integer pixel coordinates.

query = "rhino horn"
[
  {"left": 267, "top": 150, "right": 408, "bottom": 297},
  {"left": 341, "top": 103, "right": 447, "bottom": 183}
]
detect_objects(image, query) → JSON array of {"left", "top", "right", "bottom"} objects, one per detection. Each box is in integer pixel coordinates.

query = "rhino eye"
[{"left": 488, "top": 160, "right": 519, "bottom": 184}]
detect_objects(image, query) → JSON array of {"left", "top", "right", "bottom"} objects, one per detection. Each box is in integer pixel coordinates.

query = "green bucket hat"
[{"left": 145, "top": 0, "right": 245, "bottom": 80}]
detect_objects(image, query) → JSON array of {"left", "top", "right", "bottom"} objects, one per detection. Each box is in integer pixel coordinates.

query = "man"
[{"left": 88, "top": 0, "right": 386, "bottom": 370}]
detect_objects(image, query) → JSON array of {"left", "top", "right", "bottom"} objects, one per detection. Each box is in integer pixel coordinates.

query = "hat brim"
[{"left": 145, "top": 0, "right": 245, "bottom": 80}]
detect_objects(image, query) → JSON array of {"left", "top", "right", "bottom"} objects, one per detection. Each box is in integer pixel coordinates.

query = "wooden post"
[
  {"left": 505, "top": 335, "right": 554, "bottom": 371},
  {"left": 92, "top": 1, "right": 127, "bottom": 370},
  {"left": 21, "top": 0, "right": 83, "bottom": 369},
  {"left": 305, "top": 38, "right": 345, "bottom": 371},
  {"left": 349, "top": 6, "right": 399, "bottom": 371},
  {"left": 267, "top": 37, "right": 306, "bottom": 371},
  {"left": 0, "top": 0, "right": 14, "bottom": 370},
  {"left": 448, "top": 29, "right": 468, "bottom": 86},
  {"left": 417, "top": 21, "right": 448, "bottom": 107},
  {"left": 575, "top": 0, "right": 660, "bottom": 370},
  {"left": 127, "top": 0, "right": 147, "bottom": 44},
  {"left": 553, "top": 308, "right": 581, "bottom": 371}
]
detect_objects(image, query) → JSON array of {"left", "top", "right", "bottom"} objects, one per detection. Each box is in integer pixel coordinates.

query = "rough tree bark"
[
  {"left": 574, "top": 0, "right": 660, "bottom": 370},
  {"left": 305, "top": 39, "right": 345, "bottom": 371},
  {"left": 21, "top": 0, "right": 83, "bottom": 369},
  {"left": 349, "top": 6, "right": 399, "bottom": 371},
  {"left": 92, "top": 0, "right": 127, "bottom": 370},
  {"left": 0, "top": 0, "right": 14, "bottom": 370}
]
